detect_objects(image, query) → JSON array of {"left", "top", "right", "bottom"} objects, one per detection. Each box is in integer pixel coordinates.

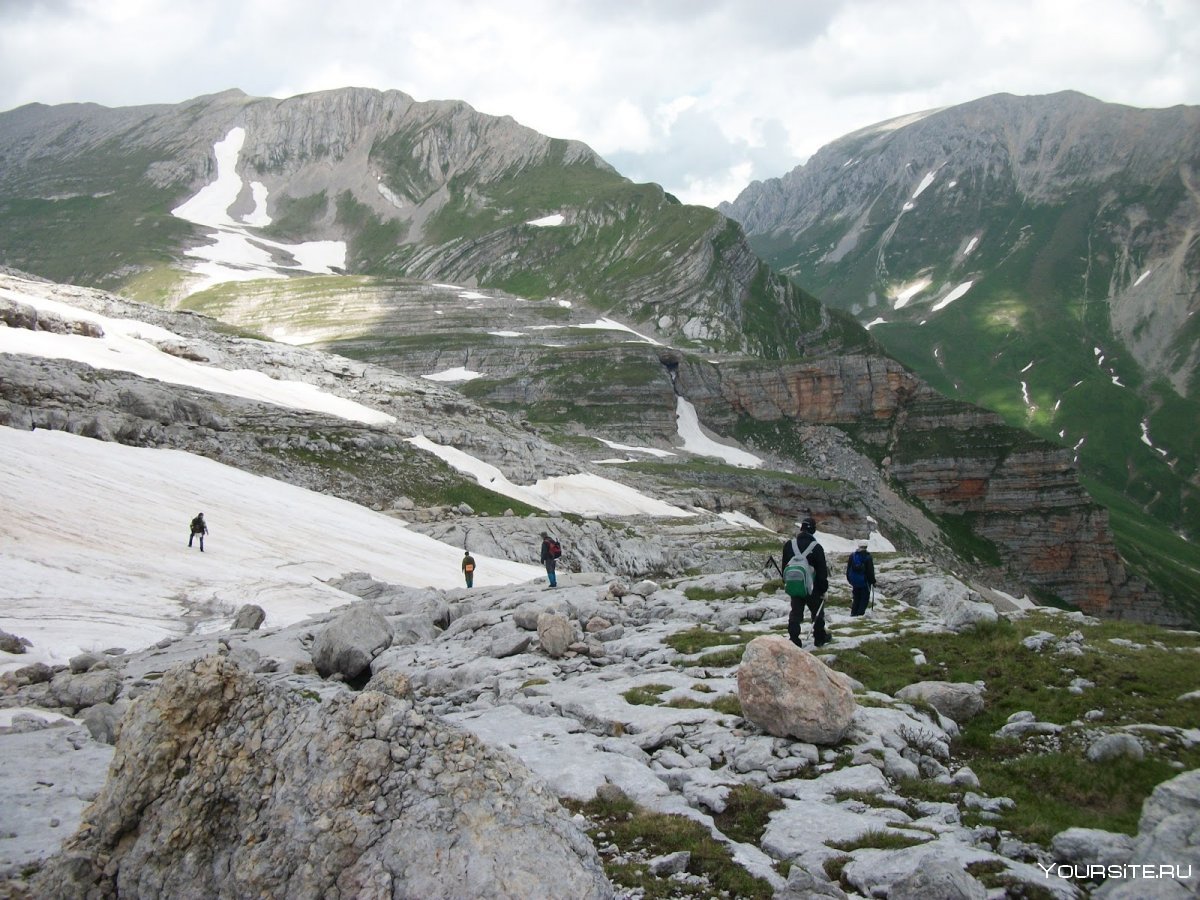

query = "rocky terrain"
[
  {"left": 3, "top": 561, "right": 1198, "bottom": 898},
  {"left": 1, "top": 270, "right": 1198, "bottom": 898}
]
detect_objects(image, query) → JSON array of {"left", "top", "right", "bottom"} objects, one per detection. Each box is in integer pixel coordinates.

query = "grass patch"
[
  {"left": 622, "top": 684, "right": 673, "bottom": 706},
  {"left": 665, "top": 626, "right": 758, "bottom": 655},
  {"left": 566, "top": 792, "right": 774, "bottom": 899},
  {"left": 711, "top": 784, "right": 784, "bottom": 845},
  {"left": 826, "top": 828, "right": 931, "bottom": 852}
]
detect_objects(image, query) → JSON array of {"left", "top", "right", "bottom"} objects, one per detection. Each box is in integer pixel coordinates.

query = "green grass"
[
  {"left": 830, "top": 612, "right": 1200, "bottom": 844},
  {"left": 826, "top": 828, "right": 931, "bottom": 852},
  {"left": 622, "top": 684, "right": 673, "bottom": 706},
  {"left": 711, "top": 784, "right": 784, "bottom": 845},
  {"left": 665, "top": 627, "right": 758, "bottom": 655},
  {"left": 565, "top": 792, "right": 774, "bottom": 899}
]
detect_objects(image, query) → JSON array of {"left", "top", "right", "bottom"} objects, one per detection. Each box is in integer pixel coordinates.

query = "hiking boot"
[{"left": 814, "top": 635, "right": 832, "bottom": 648}]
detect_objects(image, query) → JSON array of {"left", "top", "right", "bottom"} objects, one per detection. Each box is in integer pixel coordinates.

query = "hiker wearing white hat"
[{"left": 846, "top": 540, "right": 876, "bottom": 616}]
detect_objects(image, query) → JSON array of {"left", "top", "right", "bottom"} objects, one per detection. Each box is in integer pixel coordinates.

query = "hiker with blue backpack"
[
  {"left": 846, "top": 539, "right": 877, "bottom": 616},
  {"left": 781, "top": 517, "right": 831, "bottom": 648}
]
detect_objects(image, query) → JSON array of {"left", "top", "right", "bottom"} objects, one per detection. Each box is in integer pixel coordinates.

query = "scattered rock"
[
  {"left": 896, "top": 681, "right": 985, "bottom": 723},
  {"left": 1087, "top": 733, "right": 1144, "bottom": 763},
  {"left": 888, "top": 859, "right": 987, "bottom": 900},
  {"left": 231, "top": 604, "right": 266, "bottom": 630},
  {"left": 0, "top": 629, "right": 32, "bottom": 654},
  {"left": 310, "top": 602, "right": 394, "bottom": 680}
]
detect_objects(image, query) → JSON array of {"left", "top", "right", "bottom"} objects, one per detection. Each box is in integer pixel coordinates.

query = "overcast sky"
[{"left": 2, "top": 0, "right": 1198, "bottom": 207}]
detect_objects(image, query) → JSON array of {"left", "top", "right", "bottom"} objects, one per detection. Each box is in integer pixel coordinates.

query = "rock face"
[
  {"left": 737, "top": 636, "right": 857, "bottom": 744},
  {"left": 678, "top": 352, "right": 1176, "bottom": 624},
  {"left": 32, "top": 655, "right": 612, "bottom": 899}
]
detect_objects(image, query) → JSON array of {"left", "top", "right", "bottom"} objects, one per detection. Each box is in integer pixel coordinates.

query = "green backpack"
[{"left": 783, "top": 538, "right": 816, "bottom": 599}]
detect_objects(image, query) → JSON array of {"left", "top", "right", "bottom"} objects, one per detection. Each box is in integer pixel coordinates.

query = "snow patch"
[
  {"left": 423, "top": 367, "right": 483, "bottom": 383},
  {"left": 891, "top": 278, "right": 931, "bottom": 310},
  {"left": 171, "top": 127, "right": 347, "bottom": 294},
  {"left": 675, "top": 397, "right": 762, "bottom": 468},
  {"left": 597, "top": 439, "right": 677, "bottom": 459},
  {"left": 0, "top": 427, "right": 542, "bottom": 670},
  {"left": 1134, "top": 269, "right": 1151, "bottom": 287},
  {"left": 407, "top": 435, "right": 694, "bottom": 518},
  {"left": 911, "top": 170, "right": 937, "bottom": 199},
  {"left": 573, "top": 318, "right": 661, "bottom": 345},
  {"left": 528, "top": 214, "right": 565, "bottom": 227},
  {"left": 0, "top": 283, "right": 391, "bottom": 426},
  {"left": 930, "top": 281, "right": 974, "bottom": 312}
]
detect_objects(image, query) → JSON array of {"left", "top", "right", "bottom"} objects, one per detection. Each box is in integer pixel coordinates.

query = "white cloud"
[{"left": 1, "top": 0, "right": 1198, "bottom": 207}]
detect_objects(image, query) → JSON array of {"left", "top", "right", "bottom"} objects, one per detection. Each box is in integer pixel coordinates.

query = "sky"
[{"left": 2, "top": 1, "right": 1198, "bottom": 207}]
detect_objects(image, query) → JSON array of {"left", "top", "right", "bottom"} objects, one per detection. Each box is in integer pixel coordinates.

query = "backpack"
[
  {"left": 190, "top": 516, "right": 204, "bottom": 534},
  {"left": 547, "top": 539, "right": 562, "bottom": 559},
  {"left": 783, "top": 538, "right": 817, "bottom": 599},
  {"left": 848, "top": 551, "right": 867, "bottom": 587}
]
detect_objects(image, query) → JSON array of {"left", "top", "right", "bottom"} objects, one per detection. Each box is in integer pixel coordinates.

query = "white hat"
[{"left": 857, "top": 540, "right": 868, "bottom": 548}]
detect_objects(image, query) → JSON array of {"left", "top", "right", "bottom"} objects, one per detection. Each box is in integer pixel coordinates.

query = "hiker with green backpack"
[{"left": 782, "top": 517, "right": 831, "bottom": 648}]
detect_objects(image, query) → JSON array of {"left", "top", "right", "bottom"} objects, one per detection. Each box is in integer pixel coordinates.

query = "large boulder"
[
  {"left": 737, "top": 636, "right": 857, "bottom": 744},
  {"left": 310, "top": 602, "right": 394, "bottom": 679},
  {"left": 30, "top": 655, "right": 612, "bottom": 899},
  {"left": 896, "top": 681, "right": 985, "bottom": 723}
]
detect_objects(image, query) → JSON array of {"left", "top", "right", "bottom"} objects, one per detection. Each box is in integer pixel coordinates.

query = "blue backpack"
[{"left": 848, "top": 550, "right": 868, "bottom": 587}]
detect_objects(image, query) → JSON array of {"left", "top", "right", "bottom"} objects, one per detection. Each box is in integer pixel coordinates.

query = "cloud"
[{"left": 1, "top": 0, "right": 1198, "bottom": 207}]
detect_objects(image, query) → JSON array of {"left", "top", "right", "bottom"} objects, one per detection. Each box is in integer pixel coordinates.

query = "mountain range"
[
  {"left": 719, "top": 91, "right": 1200, "bottom": 618},
  {"left": 0, "top": 86, "right": 1194, "bottom": 624}
]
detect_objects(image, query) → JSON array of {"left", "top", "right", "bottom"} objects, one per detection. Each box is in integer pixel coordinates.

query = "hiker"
[
  {"left": 539, "top": 532, "right": 561, "bottom": 588},
  {"left": 846, "top": 540, "right": 877, "bottom": 617},
  {"left": 188, "top": 512, "right": 208, "bottom": 552},
  {"left": 782, "top": 517, "right": 830, "bottom": 647},
  {"left": 462, "top": 551, "right": 476, "bottom": 588}
]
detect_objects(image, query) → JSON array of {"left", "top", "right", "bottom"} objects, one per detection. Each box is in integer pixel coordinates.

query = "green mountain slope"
[{"left": 721, "top": 91, "right": 1200, "bottom": 613}]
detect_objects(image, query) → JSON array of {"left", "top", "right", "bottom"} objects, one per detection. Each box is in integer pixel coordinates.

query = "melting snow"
[
  {"left": 891, "top": 278, "right": 931, "bottom": 310},
  {"left": 423, "top": 367, "right": 483, "bottom": 383},
  {"left": 930, "top": 281, "right": 974, "bottom": 312},
  {"left": 0, "top": 427, "right": 545, "bottom": 670},
  {"left": 1134, "top": 270, "right": 1151, "bottom": 287},
  {"left": 573, "top": 318, "right": 662, "bottom": 345},
  {"left": 171, "top": 127, "right": 347, "bottom": 294},
  {"left": 865, "top": 317, "right": 887, "bottom": 329},
  {"left": 911, "top": 171, "right": 937, "bottom": 199},
  {"left": 528, "top": 214, "right": 565, "bottom": 227},
  {"left": 488, "top": 330, "right": 525, "bottom": 338},
  {"left": 964, "top": 236, "right": 979, "bottom": 255},
  {"left": 0, "top": 283, "right": 392, "bottom": 426},
  {"left": 406, "top": 435, "right": 694, "bottom": 518},
  {"left": 597, "top": 439, "right": 677, "bottom": 459},
  {"left": 675, "top": 397, "right": 762, "bottom": 468}
]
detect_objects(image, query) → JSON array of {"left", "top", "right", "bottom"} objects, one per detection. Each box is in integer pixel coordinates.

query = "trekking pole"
[{"left": 765, "top": 556, "right": 783, "bottom": 579}]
